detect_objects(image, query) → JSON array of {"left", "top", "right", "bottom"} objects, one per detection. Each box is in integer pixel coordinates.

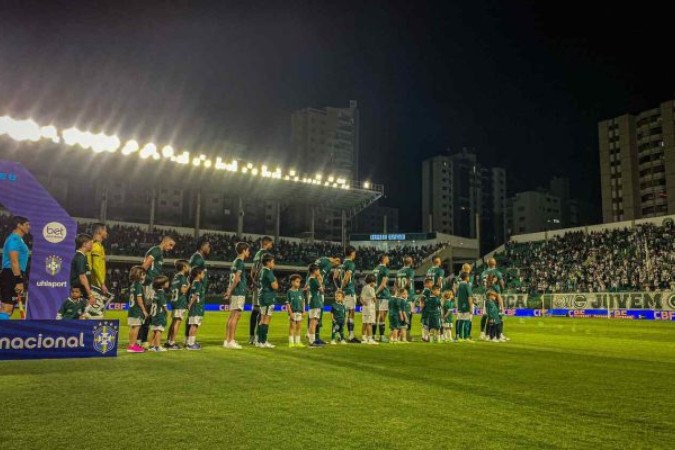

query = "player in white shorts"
[
  {"left": 373, "top": 254, "right": 391, "bottom": 342},
  {"left": 359, "top": 274, "right": 378, "bottom": 344}
]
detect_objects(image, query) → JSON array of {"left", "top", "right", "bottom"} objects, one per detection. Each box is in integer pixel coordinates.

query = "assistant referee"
[{"left": 1, "top": 216, "right": 31, "bottom": 319}]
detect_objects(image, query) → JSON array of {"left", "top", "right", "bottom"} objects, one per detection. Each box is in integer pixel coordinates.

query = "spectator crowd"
[{"left": 495, "top": 222, "right": 675, "bottom": 294}]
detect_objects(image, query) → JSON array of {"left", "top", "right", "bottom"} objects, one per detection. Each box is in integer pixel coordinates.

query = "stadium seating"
[{"left": 494, "top": 222, "right": 675, "bottom": 294}]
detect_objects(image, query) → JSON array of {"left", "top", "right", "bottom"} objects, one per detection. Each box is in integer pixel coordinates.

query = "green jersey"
[
  {"left": 426, "top": 265, "right": 444, "bottom": 288},
  {"left": 150, "top": 289, "right": 168, "bottom": 327},
  {"left": 252, "top": 248, "right": 270, "bottom": 288},
  {"left": 426, "top": 296, "right": 442, "bottom": 318},
  {"left": 189, "top": 280, "right": 205, "bottom": 317},
  {"left": 70, "top": 251, "right": 92, "bottom": 291},
  {"left": 457, "top": 281, "right": 473, "bottom": 313},
  {"left": 374, "top": 264, "right": 390, "bottom": 299},
  {"left": 259, "top": 266, "right": 277, "bottom": 307},
  {"left": 128, "top": 281, "right": 146, "bottom": 319},
  {"left": 315, "top": 257, "right": 334, "bottom": 287},
  {"left": 144, "top": 245, "right": 164, "bottom": 285},
  {"left": 388, "top": 296, "right": 402, "bottom": 317},
  {"left": 338, "top": 258, "right": 356, "bottom": 296},
  {"left": 229, "top": 257, "right": 247, "bottom": 296},
  {"left": 189, "top": 251, "right": 208, "bottom": 294},
  {"left": 420, "top": 287, "right": 431, "bottom": 316},
  {"left": 481, "top": 268, "right": 503, "bottom": 293},
  {"left": 396, "top": 266, "right": 415, "bottom": 297},
  {"left": 57, "top": 297, "right": 85, "bottom": 319},
  {"left": 331, "top": 302, "right": 346, "bottom": 324},
  {"left": 308, "top": 277, "right": 324, "bottom": 309},
  {"left": 485, "top": 298, "right": 502, "bottom": 323},
  {"left": 443, "top": 299, "right": 455, "bottom": 323},
  {"left": 286, "top": 289, "right": 304, "bottom": 314},
  {"left": 171, "top": 273, "right": 189, "bottom": 310}
]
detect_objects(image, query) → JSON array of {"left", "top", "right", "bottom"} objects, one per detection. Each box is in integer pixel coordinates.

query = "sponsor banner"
[
  {"left": 546, "top": 292, "right": 675, "bottom": 311},
  {"left": 474, "top": 293, "right": 529, "bottom": 309},
  {"left": 107, "top": 303, "right": 366, "bottom": 313},
  {"left": 0, "top": 160, "right": 77, "bottom": 319},
  {"left": 0, "top": 320, "right": 119, "bottom": 360}
]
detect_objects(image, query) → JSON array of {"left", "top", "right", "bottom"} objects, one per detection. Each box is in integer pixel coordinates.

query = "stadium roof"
[{"left": 0, "top": 115, "right": 383, "bottom": 215}]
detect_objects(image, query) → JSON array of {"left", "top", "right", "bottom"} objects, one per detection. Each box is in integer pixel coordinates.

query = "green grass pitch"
[{"left": 2, "top": 313, "right": 674, "bottom": 449}]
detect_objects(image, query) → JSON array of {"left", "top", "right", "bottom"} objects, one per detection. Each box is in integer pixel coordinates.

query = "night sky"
[{"left": 1, "top": 1, "right": 673, "bottom": 231}]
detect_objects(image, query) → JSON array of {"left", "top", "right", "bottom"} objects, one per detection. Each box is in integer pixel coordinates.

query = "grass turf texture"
[{"left": 2, "top": 313, "right": 674, "bottom": 449}]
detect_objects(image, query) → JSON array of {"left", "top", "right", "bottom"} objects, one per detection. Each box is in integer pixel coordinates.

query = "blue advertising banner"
[
  {"left": 0, "top": 320, "right": 119, "bottom": 360},
  {"left": 0, "top": 160, "right": 77, "bottom": 319}
]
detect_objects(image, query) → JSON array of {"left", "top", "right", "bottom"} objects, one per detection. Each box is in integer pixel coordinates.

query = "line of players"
[{"left": 56, "top": 233, "right": 509, "bottom": 351}]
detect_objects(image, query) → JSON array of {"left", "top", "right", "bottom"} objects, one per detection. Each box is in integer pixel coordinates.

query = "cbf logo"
[
  {"left": 43, "top": 222, "right": 67, "bottom": 244},
  {"left": 45, "top": 255, "right": 63, "bottom": 276},
  {"left": 92, "top": 322, "right": 118, "bottom": 355}
]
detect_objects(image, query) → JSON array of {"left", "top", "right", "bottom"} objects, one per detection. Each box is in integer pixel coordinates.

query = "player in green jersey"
[
  {"left": 166, "top": 260, "right": 190, "bottom": 350},
  {"left": 70, "top": 233, "right": 94, "bottom": 304},
  {"left": 186, "top": 267, "right": 206, "bottom": 350},
  {"left": 441, "top": 290, "right": 455, "bottom": 342},
  {"left": 454, "top": 263, "right": 474, "bottom": 338},
  {"left": 187, "top": 238, "right": 210, "bottom": 343},
  {"left": 426, "top": 256, "right": 444, "bottom": 290},
  {"left": 307, "top": 263, "right": 325, "bottom": 347},
  {"left": 139, "top": 235, "right": 176, "bottom": 347},
  {"left": 338, "top": 246, "right": 360, "bottom": 343},
  {"left": 257, "top": 254, "right": 279, "bottom": 348},
  {"left": 286, "top": 274, "right": 305, "bottom": 348},
  {"left": 126, "top": 266, "right": 148, "bottom": 353},
  {"left": 56, "top": 286, "right": 86, "bottom": 320},
  {"left": 426, "top": 285, "right": 442, "bottom": 343},
  {"left": 455, "top": 272, "right": 475, "bottom": 341},
  {"left": 396, "top": 256, "right": 416, "bottom": 341},
  {"left": 397, "top": 289, "right": 410, "bottom": 343},
  {"left": 149, "top": 275, "right": 170, "bottom": 352},
  {"left": 224, "top": 242, "right": 250, "bottom": 350},
  {"left": 485, "top": 289, "right": 505, "bottom": 342},
  {"left": 374, "top": 254, "right": 391, "bottom": 342},
  {"left": 480, "top": 258, "right": 509, "bottom": 341},
  {"left": 331, "top": 290, "right": 347, "bottom": 344},
  {"left": 250, "top": 236, "right": 273, "bottom": 345},
  {"left": 420, "top": 277, "right": 433, "bottom": 342}
]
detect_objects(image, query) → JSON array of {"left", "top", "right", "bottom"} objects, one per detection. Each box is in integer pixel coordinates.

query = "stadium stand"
[{"left": 494, "top": 221, "right": 675, "bottom": 294}]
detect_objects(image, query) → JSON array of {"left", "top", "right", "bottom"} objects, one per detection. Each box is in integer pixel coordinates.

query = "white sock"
[
  {"left": 349, "top": 331, "right": 354, "bottom": 339},
  {"left": 309, "top": 334, "right": 315, "bottom": 344},
  {"left": 289, "top": 336, "right": 294, "bottom": 344},
  {"left": 188, "top": 336, "right": 195, "bottom": 345}
]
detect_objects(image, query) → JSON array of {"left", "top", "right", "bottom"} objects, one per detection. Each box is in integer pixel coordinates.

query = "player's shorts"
[
  {"left": 260, "top": 304, "right": 274, "bottom": 316},
  {"left": 0, "top": 269, "right": 24, "bottom": 305},
  {"left": 343, "top": 294, "right": 356, "bottom": 310},
  {"left": 428, "top": 317, "right": 442, "bottom": 330},
  {"left": 290, "top": 312, "right": 303, "bottom": 322},
  {"left": 127, "top": 317, "right": 144, "bottom": 326},
  {"left": 172, "top": 309, "right": 186, "bottom": 319},
  {"left": 150, "top": 325, "right": 165, "bottom": 332},
  {"left": 388, "top": 315, "right": 398, "bottom": 330},
  {"left": 377, "top": 298, "right": 389, "bottom": 312},
  {"left": 361, "top": 305, "right": 376, "bottom": 324},
  {"left": 308, "top": 308, "right": 322, "bottom": 320},
  {"left": 230, "top": 295, "right": 245, "bottom": 311},
  {"left": 188, "top": 315, "right": 203, "bottom": 326},
  {"left": 457, "top": 312, "right": 472, "bottom": 321}
]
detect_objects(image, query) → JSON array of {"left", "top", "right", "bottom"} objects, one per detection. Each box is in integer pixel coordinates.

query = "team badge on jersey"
[{"left": 92, "top": 321, "right": 119, "bottom": 354}]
